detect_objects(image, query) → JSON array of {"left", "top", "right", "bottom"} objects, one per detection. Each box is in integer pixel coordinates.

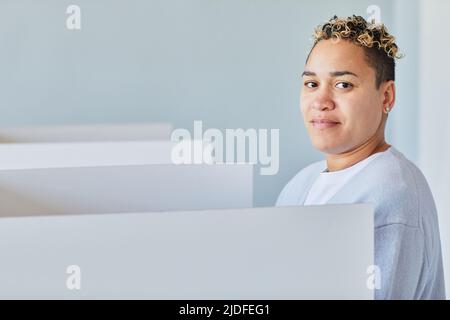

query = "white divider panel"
[
  {"left": 0, "top": 123, "right": 172, "bottom": 143},
  {"left": 0, "top": 141, "right": 178, "bottom": 170},
  {"left": 0, "top": 164, "right": 253, "bottom": 217},
  {"left": 0, "top": 204, "right": 374, "bottom": 299}
]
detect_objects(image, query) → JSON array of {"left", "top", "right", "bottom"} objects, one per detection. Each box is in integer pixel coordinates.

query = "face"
[{"left": 301, "top": 39, "right": 387, "bottom": 155}]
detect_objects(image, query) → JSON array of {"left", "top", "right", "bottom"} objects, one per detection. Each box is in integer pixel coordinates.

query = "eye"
[
  {"left": 304, "top": 81, "right": 318, "bottom": 89},
  {"left": 335, "top": 82, "right": 353, "bottom": 89}
]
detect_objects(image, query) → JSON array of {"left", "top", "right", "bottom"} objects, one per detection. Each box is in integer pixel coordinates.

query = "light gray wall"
[
  {"left": 390, "top": 0, "right": 419, "bottom": 164},
  {"left": 1, "top": 0, "right": 403, "bottom": 206},
  {"left": 418, "top": 0, "right": 450, "bottom": 299}
]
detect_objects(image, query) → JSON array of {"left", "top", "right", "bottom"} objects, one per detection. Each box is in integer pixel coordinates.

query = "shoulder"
[
  {"left": 364, "top": 148, "right": 436, "bottom": 229},
  {"left": 276, "top": 160, "right": 326, "bottom": 206}
]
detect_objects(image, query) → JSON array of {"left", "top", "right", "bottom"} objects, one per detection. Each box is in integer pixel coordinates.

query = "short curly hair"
[{"left": 309, "top": 15, "right": 403, "bottom": 88}]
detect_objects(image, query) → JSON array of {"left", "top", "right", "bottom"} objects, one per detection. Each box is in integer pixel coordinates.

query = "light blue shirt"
[{"left": 276, "top": 147, "right": 446, "bottom": 299}]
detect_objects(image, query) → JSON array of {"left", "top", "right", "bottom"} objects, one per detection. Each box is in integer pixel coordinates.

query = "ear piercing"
[{"left": 384, "top": 107, "right": 391, "bottom": 114}]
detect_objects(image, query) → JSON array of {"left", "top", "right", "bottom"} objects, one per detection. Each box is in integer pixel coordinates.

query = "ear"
[{"left": 380, "top": 80, "right": 396, "bottom": 113}]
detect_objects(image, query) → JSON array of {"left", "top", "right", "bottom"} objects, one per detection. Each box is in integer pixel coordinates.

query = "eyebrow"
[{"left": 301, "top": 71, "right": 359, "bottom": 78}]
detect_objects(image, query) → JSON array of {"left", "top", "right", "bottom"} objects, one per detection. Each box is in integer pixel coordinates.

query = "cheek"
[
  {"left": 300, "top": 92, "right": 311, "bottom": 117},
  {"left": 340, "top": 98, "right": 382, "bottom": 137}
]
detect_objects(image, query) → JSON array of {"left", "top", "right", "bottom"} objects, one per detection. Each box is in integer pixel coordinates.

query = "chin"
[{"left": 311, "top": 138, "right": 346, "bottom": 155}]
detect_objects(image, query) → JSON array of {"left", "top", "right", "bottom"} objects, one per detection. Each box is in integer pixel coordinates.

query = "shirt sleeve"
[{"left": 375, "top": 223, "right": 427, "bottom": 300}]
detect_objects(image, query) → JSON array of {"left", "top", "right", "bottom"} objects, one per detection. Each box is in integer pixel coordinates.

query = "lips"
[{"left": 310, "top": 118, "right": 341, "bottom": 129}]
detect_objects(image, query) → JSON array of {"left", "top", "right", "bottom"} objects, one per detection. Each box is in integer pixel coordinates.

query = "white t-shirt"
[{"left": 304, "top": 149, "right": 390, "bottom": 205}]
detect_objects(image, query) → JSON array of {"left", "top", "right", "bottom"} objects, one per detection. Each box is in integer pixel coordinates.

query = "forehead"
[{"left": 306, "top": 39, "right": 374, "bottom": 79}]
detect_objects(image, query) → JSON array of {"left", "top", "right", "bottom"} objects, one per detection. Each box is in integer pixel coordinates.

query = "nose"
[{"left": 311, "top": 89, "right": 336, "bottom": 111}]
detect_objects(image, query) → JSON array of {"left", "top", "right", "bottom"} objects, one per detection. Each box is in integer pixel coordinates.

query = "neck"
[{"left": 326, "top": 130, "right": 390, "bottom": 172}]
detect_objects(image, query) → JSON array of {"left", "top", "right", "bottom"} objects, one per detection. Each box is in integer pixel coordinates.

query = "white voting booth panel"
[
  {"left": 0, "top": 164, "right": 253, "bottom": 217},
  {"left": 0, "top": 123, "right": 172, "bottom": 143},
  {"left": 0, "top": 204, "right": 374, "bottom": 299},
  {"left": 0, "top": 141, "right": 188, "bottom": 170}
]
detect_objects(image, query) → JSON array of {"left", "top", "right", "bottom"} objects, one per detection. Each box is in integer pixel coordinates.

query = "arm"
[{"left": 375, "top": 223, "right": 427, "bottom": 300}]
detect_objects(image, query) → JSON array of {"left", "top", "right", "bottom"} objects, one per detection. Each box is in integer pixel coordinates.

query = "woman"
[{"left": 276, "top": 15, "right": 445, "bottom": 300}]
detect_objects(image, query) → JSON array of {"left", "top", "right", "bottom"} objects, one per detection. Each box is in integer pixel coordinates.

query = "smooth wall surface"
[
  {"left": 0, "top": 164, "right": 253, "bottom": 216},
  {"left": 0, "top": 204, "right": 373, "bottom": 299},
  {"left": 418, "top": 0, "right": 450, "bottom": 299}
]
